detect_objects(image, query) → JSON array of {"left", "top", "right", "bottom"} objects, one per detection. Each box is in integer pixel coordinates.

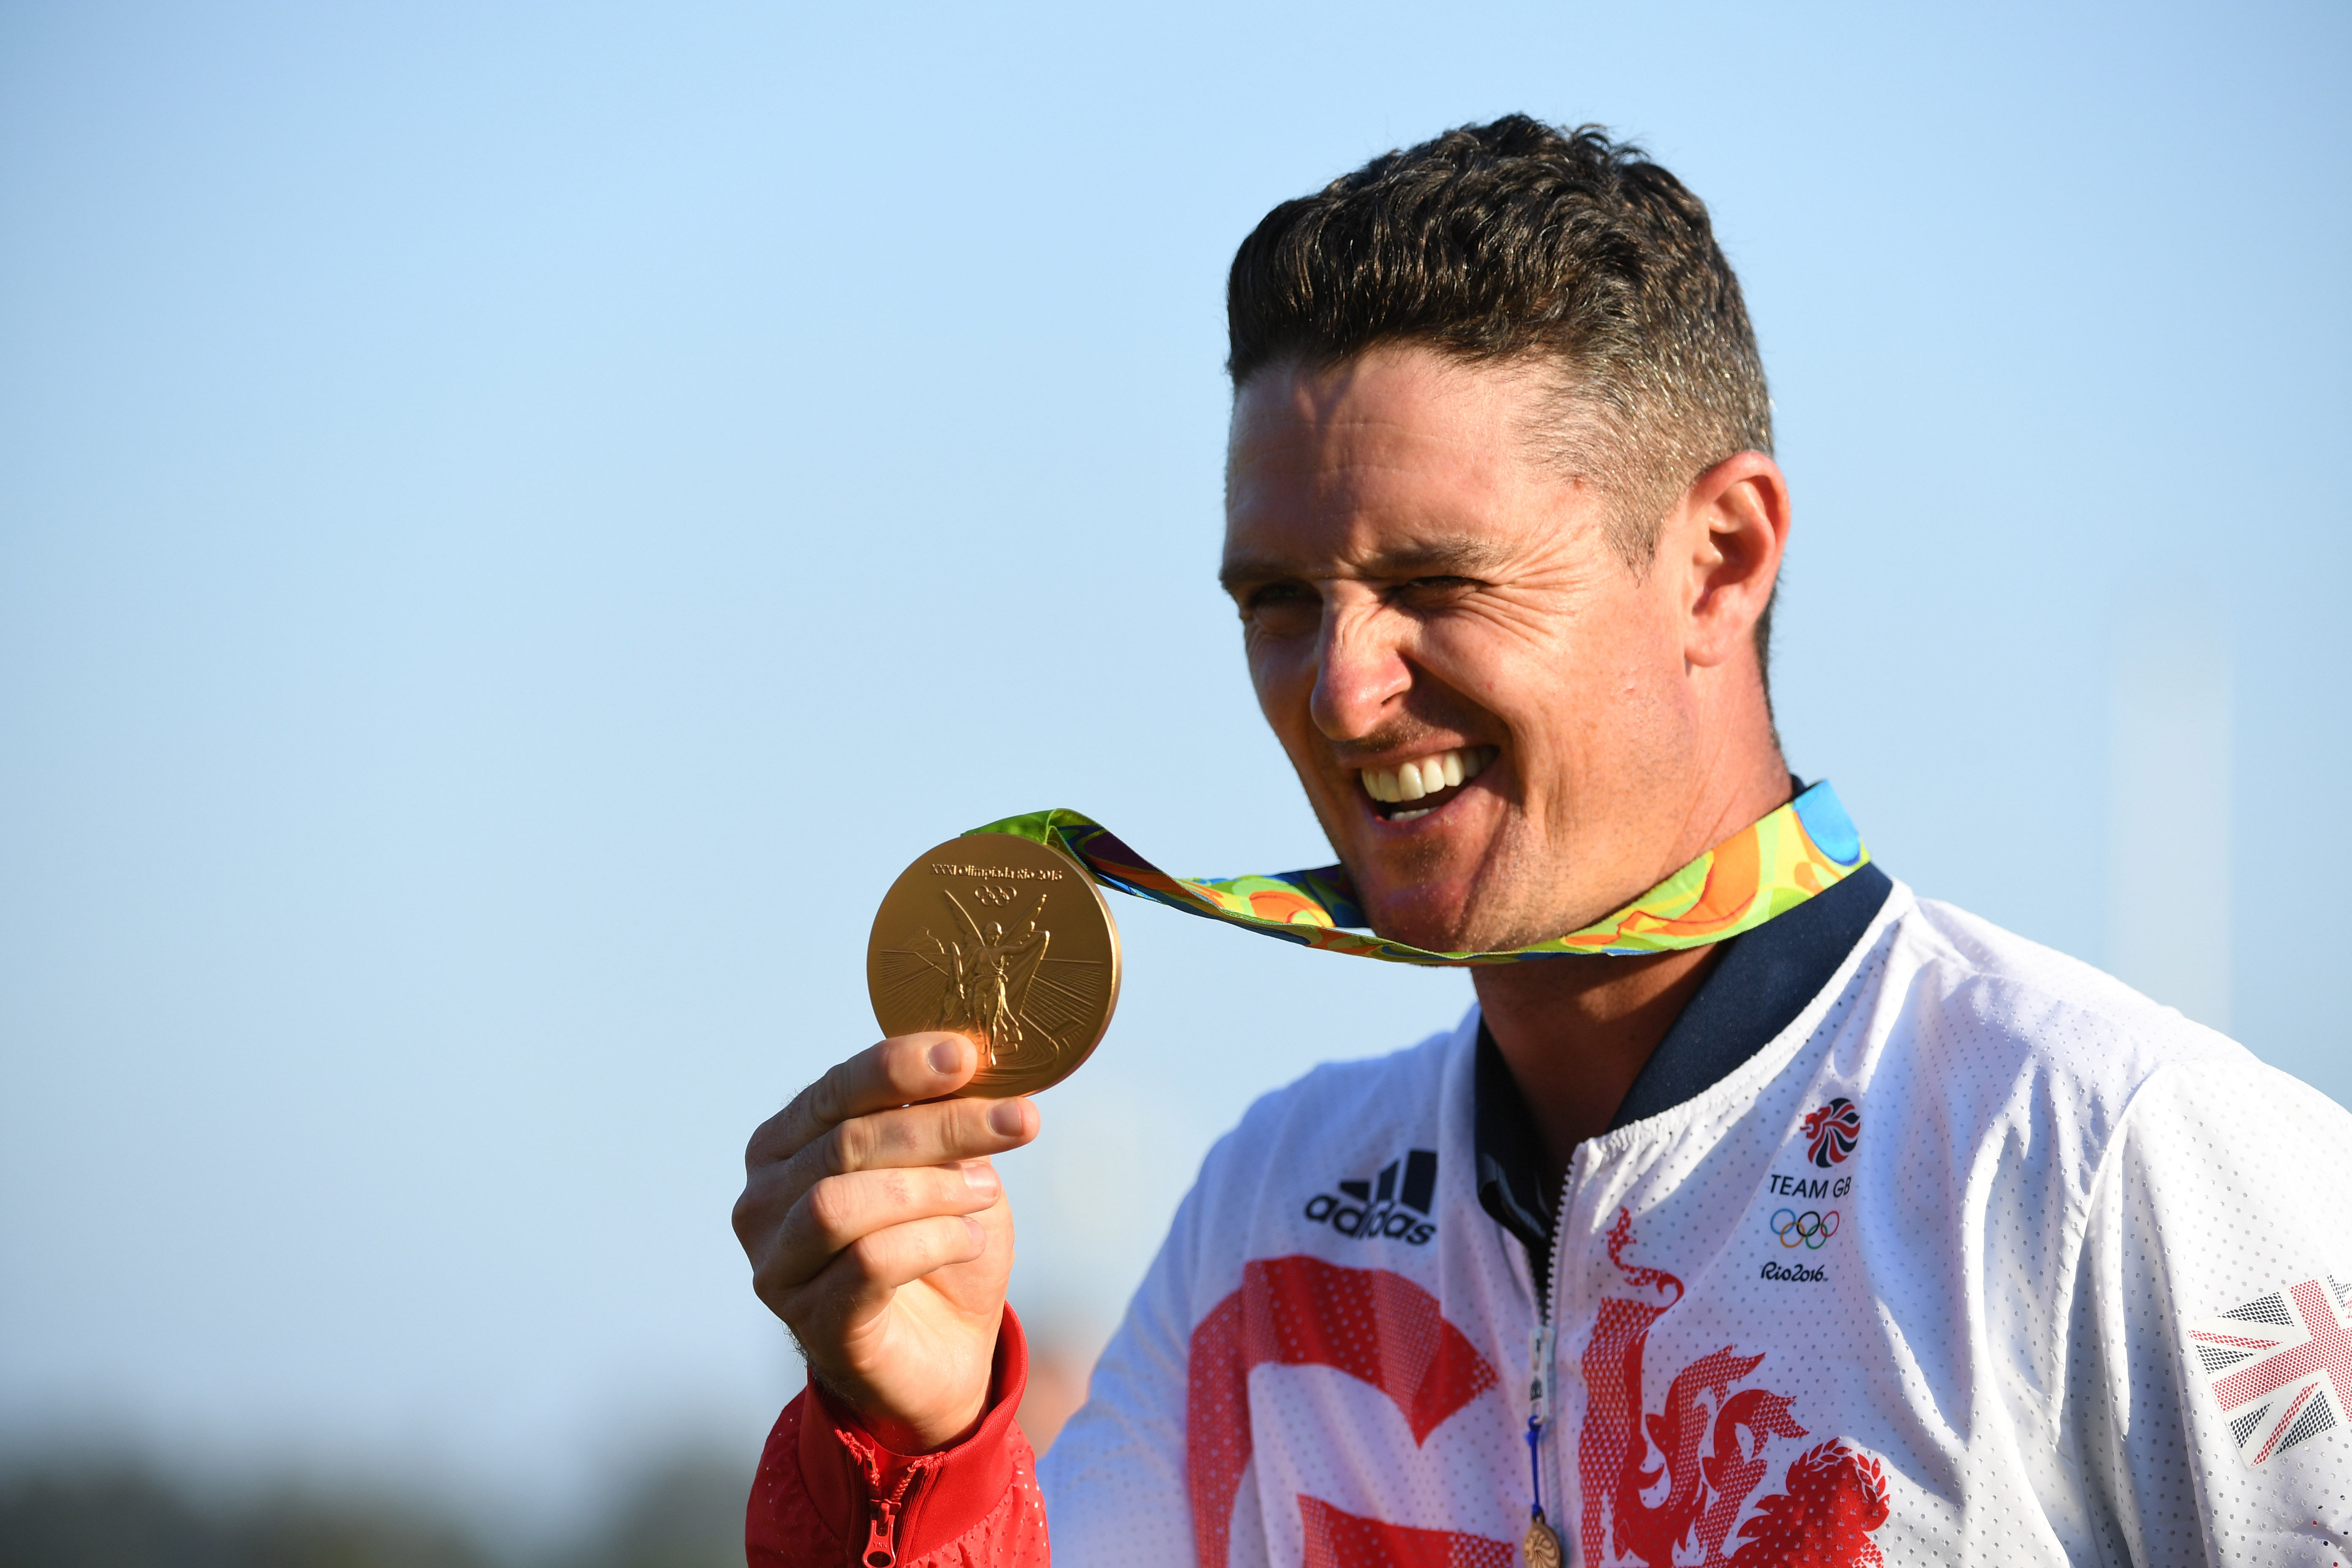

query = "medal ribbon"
[{"left": 967, "top": 780, "right": 1868, "bottom": 966}]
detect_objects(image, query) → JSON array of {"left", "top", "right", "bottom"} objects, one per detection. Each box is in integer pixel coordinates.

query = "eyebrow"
[{"left": 1217, "top": 537, "right": 1515, "bottom": 592}]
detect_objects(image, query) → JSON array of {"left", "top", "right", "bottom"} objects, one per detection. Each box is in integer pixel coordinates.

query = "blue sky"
[{"left": 3, "top": 0, "right": 2345, "bottom": 1524}]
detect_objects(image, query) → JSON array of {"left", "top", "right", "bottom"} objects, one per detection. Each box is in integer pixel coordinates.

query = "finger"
[
  {"left": 743, "top": 1097, "right": 1034, "bottom": 1236},
  {"left": 795, "top": 1214, "right": 991, "bottom": 1322},
  {"left": 751, "top": 1033, "right": 978, "bottom": 1164},
  {"left": 811, "top": 1095, "right": 1037, "bottom": 1183},
  {"left": 762, "top": 1163, "right": 1002, "bottom": 1290},
  {"left": 733, "top": 1098, "right": 1034, "bottom": 1258}
]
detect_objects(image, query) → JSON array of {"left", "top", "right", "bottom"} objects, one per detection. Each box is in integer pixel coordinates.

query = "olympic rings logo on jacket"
[{"left": 1770, "top": 1208, "right": 1840, "bottom": 1249}]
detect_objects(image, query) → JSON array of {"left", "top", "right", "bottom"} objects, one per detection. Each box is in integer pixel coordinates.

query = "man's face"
[{"left": 1221, "top": 347, "right": 1715, "bottom": 953}]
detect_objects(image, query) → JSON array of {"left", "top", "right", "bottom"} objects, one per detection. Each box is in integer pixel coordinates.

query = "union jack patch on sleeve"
[{"left": 2189, "top": 1273, "right": 2352, "bottom": 1467}]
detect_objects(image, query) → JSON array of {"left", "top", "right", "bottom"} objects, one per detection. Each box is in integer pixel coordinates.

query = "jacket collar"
[{"left": 1473, "top": 858, "right": 1894, "bottom": 1288}]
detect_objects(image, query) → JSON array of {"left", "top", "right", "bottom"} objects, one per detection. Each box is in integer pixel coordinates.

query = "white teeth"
[{"left": 1357, "top": 746, "right": 1497, "bottom": 810}]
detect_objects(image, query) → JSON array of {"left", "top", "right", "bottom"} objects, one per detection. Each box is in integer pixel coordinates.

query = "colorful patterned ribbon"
[{"left": 967, "top": 781, "right": 1869, "bottom": 966}]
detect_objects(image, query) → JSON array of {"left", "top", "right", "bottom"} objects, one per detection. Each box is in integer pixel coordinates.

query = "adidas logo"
[{"left": 1302, "top": 1148, "right": 1438, "bottom": 1245}]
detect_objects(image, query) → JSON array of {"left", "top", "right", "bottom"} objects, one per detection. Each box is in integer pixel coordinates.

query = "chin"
[
  {"left": 1356, "top": 881, "right": 1480, "bottom": 954},
  {"left": 1357, "top": 855, "right": 1564, "bottom": 953}
]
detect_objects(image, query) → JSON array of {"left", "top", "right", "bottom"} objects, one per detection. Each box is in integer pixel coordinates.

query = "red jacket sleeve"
[{"left": 745, "top": 1306, "right": 1049, "bottom": 1567}]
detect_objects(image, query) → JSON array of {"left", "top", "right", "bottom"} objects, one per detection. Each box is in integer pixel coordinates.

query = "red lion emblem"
[
  {"left": 1730, "top": 1443, "right": 1892, "bottom": 1565},
  {"left": 1577, "top": 1210, "right": 1891, "bottom": 1565},
  {"left": 1802, "top": 1099, "right": 1861, "bottom": 1168}
]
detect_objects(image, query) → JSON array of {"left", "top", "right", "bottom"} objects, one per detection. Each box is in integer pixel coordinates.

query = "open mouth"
[{"left": 1358, "top": 745, "right": 1497, "bottom": 823}]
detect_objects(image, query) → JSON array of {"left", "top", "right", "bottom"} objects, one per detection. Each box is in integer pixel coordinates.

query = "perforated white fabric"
[{"left": 1038, "top": 883, "right": 2352, "bottom": 1565}]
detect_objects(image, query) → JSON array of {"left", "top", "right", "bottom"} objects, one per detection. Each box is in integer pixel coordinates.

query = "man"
[{"left": 733, "top": 118, "right": 2352, "bottom": 1565}]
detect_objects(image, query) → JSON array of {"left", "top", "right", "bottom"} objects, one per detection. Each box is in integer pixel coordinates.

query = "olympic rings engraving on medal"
[{"left": 1769, "top": 1207, "right": 1840, "bottom": 1249}]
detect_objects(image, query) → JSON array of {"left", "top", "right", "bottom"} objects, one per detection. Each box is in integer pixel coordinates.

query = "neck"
[
  {"left": 1471, "top": 947, "right": 1720, "bottom": 1169},
  {"left": 1472, "top": 743, "right": 1791, "bottom": 1171}
]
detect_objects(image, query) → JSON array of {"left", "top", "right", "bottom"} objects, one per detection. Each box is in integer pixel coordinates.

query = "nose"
[{"left": 1308, "top": 602, "right": 1412, "bottom": 741}]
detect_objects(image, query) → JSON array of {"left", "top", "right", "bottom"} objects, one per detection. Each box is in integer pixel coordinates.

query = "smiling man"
[{"left": 735, "top": 119, "right": 2352, "bottom": 1566}]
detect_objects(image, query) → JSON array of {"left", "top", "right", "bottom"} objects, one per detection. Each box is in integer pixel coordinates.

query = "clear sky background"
[{"left": 3, "top": 0, "right": 2346, "bottom": 1533}]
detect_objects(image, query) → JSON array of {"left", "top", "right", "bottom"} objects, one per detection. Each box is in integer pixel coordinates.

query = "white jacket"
[{"left": 1038, "top": 876, "right": 2352, "bottom": 1565}]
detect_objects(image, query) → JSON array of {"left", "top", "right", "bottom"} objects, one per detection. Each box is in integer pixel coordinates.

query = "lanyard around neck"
[{"left": 965, "top": 781, "right": 1868, "bottom": 966}]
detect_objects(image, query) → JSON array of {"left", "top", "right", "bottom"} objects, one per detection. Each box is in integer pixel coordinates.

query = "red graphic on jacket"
[
  {"left": 1298, "top": 1495, "right": 1515, "bottom": 1568},
  {"left": 1802, "top": 1099, "right": 1861, "bottom": 1168},
  {"left": 1186, "top": 1255, "right": 1503, "bottom": 1568},
  {"left": 1577, "top": 1209, "right": 1892, "bottom": 1566},
  {"left": 1728, "top": 1443, "right": 1892, "bottom": 1566}
]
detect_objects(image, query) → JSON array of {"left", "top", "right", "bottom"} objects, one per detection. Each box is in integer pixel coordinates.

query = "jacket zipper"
[
  {"left": 1521, "top": 1156, "right": 1576, "bottom": 1563},
  {"left": 839, "top": 1432, "right": 931, "bottom": 1568},
  {"left": 862, "top": 1488, "right": 906, "bottom": 1568}
]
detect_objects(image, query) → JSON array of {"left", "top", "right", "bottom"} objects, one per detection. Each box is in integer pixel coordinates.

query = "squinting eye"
[
  {"left": 1239, "top": 584, "right": 1318, "bottom": 633},
  {"left": 1240, "top": 583, "right": 1307, "bottom": 610},
  {"left": 1394, "top": 576, "right": 1478, "bottom": 606}
]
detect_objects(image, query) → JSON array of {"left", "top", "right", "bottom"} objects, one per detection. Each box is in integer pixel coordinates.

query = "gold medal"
[{"left": 866, "top": 833, "right": 1121, "bottom": 1097}]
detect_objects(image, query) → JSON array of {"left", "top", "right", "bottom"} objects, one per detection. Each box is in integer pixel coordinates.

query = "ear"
[{"left": 1674, "top": 450, "right": 1790, "bottom": 669}]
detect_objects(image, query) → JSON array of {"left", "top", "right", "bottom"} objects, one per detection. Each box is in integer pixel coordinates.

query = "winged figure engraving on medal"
[{"left": 872, "top": 886, "right": 1112, "bottom": 1080}]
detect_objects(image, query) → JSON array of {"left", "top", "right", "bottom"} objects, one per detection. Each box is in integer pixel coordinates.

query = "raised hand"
[{"left": 733, "top": 1032, "right": 1038, "bottom": 1452}]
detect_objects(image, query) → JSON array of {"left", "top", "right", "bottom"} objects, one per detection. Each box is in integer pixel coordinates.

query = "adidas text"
[{"left": 1304, "top": 1148, "right": 1438, "bottom": 1246}]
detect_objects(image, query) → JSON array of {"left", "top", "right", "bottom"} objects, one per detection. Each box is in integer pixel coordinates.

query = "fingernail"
[
  {"left": 928, "top": 1037, "right": 966, "bottom": 1075},
  {"left": 962, "top": 1163, "right": 999, "bottom": 1195},
  {"left": 988, "top": 1100, "right": 1027, "bottom": 1136}
]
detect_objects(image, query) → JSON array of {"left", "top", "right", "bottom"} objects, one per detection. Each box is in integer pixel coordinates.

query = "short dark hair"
[{"left": 1227, "top": 116, "right": 1773, "bottom": 587}]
